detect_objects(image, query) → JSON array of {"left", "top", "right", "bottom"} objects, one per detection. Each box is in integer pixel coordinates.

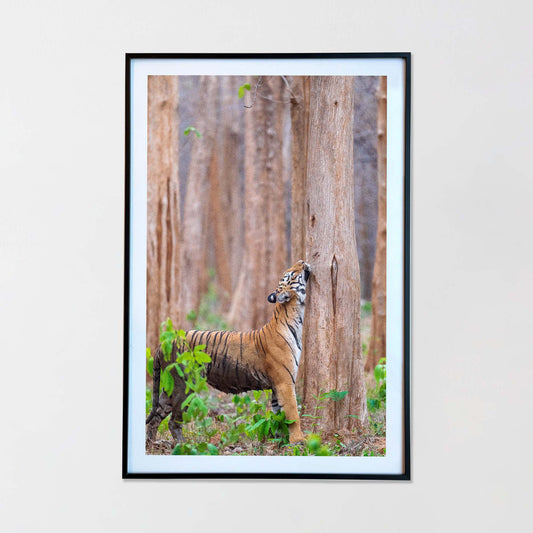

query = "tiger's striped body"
[{"left": 146, "top": 260, "right": 311, "bottom": 446}]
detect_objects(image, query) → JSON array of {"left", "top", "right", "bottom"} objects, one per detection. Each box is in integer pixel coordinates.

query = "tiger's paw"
[{"left": 289, "top": 432, "right": 306, "bottom": 445}]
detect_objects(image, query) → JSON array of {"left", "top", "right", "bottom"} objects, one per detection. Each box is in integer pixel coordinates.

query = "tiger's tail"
[{"left": 145, "top": 347, "right": 161, "bottom": 425}]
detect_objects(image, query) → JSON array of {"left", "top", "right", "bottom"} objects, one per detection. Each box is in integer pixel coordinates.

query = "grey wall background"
[{"left": 1, "top": 1, "right": 531, "bottom": 531}]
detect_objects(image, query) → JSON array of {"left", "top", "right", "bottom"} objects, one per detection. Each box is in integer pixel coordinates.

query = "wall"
[{"left": 1, "top": 1, "right": 531, "bottom": 531}]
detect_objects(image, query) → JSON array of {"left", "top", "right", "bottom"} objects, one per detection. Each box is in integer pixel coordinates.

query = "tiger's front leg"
[{"left": 275, "top": 383, "right": 305, "bottom": 444}]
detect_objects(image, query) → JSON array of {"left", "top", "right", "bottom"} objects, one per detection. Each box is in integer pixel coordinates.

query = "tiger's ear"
[{"left": 267, "top": 292, "right": 277, "bottom": 303}]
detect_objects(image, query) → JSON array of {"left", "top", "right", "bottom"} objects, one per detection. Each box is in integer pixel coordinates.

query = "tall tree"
[
  {"left": 300, "top": 76, "right": 368, "bottom": 432},
  {"left": 179, "top": 76, "right": 218, "bottom": 328},
  {"left": 366, "top": 77, "right": 387, "bottom": 373},
  {"left": 289, "top": 76, "right": 310, "bottom": 263},
  {"left": 354, "top": 77, "right": 379, "bottom": 301},
  {"left": 228, "top": 76, "right": 288, "bottom": 330},
  {"left": 146, "top": 76, "right": 180, "bottom": 352},
  {"left": 207, "top": 77, "right": 244, "bottom": 312},
  {"left": 288, "top": 76, "right": 310, "bottom": 394}
]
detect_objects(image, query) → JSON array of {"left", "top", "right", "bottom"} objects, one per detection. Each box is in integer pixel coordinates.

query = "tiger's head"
[{"left": 267, "top": 260, "right": 311, "bottom": 305}]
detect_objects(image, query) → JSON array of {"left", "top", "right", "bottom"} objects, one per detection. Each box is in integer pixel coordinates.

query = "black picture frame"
[{"left": 123, "top": 53, "right": 411, "bottom": 480}]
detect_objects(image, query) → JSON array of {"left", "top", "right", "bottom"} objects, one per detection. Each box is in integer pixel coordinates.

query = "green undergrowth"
[{"left": 146, "top": 298, "right": 386, "bottom": 457}]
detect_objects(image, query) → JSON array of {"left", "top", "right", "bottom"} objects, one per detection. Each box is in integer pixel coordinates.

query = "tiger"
[{"left": 146, "top": 259, "right": 311, "bottom": 446}]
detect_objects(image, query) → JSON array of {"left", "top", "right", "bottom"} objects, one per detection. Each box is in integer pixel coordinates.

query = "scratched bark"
[
  {"left": 146, "top": 76, "right": 181, "bottom": 352},
  {"left": 366, "top": 76, "right": 387, "bottom": 373},
  {"left": 301, "top": 76, "right": 368, "bottom": 431}
]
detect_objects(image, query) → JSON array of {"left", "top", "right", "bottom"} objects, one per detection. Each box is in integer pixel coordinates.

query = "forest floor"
[{"left": 146, "top": 303, "right": 386, "bottom": 457}]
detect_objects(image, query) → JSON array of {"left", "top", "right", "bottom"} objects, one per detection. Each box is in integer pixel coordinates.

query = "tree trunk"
[
  {"left": 208, "top": 77, "right": 244, "bottom": 313},
  {"left": 289, "top": 76, "right": 310, "bottom": 263},
  {"left": 301, "top": 76, "right": 368, "bottom": 432},
  {"left": 289, "top": 76, "right": 310, "bottom": 394},
  {"left": 354, "top": 77, "right": 379, "bottom": 301},
  {"left": 228, "top": 76, "right": 288, "bottom": 330},
  {"left": 146, "top": 76, "right": 180, "bottom": 352},
  {"left": 179, "top": 76, "right": 218, "bottom": 328},
  {"left": 366, "top": 76, "right": 387, "bottom": 373}
]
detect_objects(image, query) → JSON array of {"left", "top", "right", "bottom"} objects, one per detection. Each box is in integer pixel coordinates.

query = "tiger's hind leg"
[
  {"left": 146, "top": 390, "right": 172, "bottom": 444},
  {"left": 271, "top": 391, "right": 281, "bottom": 413},
  {"left": 168, "top": 370, "right": 188, "bottom": 444}
]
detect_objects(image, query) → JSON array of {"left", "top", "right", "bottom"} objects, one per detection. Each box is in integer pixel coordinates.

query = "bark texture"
[
  {"left": 179, "top": 76, "right": 218, "bottom": 328},
  {"left": 289, "top": 76, "right": 310, "bottom": 263},
  {"left": 208, "top": 77, "right": 244, "bottom": 312},
  {"left": 354, "top": 77, "right": 379, "bottom": 301},
  {"left": 301, "top": 76, "right": 368, "bottom": 432},
  {"left": 228, "top": 76, "right": 289, "bottom": 330},
  {"left": 366, "top": 76, "right": 387, "bottom": 373},
  {"left": 146, "top": 76, "right": 180, "bottom": 352},
  {"left": 288, "top": 76, "right": 310, "bottom": 394}
]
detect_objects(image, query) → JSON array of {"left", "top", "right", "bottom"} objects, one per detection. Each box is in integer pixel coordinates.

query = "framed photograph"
[{"left": 123, "top": 53, "right": 411, "bottom": 479}]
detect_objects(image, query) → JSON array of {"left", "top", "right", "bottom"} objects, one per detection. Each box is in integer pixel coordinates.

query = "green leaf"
[
  {"left": 184, "top": 127, "right": 201, "bottom": 138},
  {"left": 181, "top": 393, "right": 195, "bottom": 410},
  {"left": 171, "top": 444, "right": 184, "bottom": 455},
  {"left": 238, "top": 83, "right": 251, "bottom": 99},
  {"left": 179, "top": 351, "right": 193, "bottom": 363},
  {"left": 323, "top": 389, "right": 349, "bottom": 401},
  {"left": 316, "top": 446, "right": 332, "bottom": 456},
  {"left": 161, "top": 340, "right": 173, "bottom": 360},
  {"left": 161, "top": 368, "right": 174, "bottom": 396},
  {"left": 186, "top": 310, "right": 197, "bottom": 322},
  {"left": 160, "top": 331, "right": 176, "bottom": 343},
  {"left": 207, "top": 443, "right": 219, "bottom": 455},
  {"left": 196, "top": 442, "right": 208, "bottom": 454},
  {"left": 307, "top": 435, "right": 321, "bottom": 452},
  {"left": 157, "top": 418, "right": 168, "bottom": 433},
  {"left": 195, "top": 352, "right": 211, "bottom": 364},
  {"left": 374, "top": 364, "right": 386, "bottom": 383},
  {"left": 198, "top": 399, "right": 208, "bottom": 417},
  {"left": 146, "top": 356, "right": 154, "bottom": 377},
  {"left": 367, "top": 398, "right": 379, "bottom": 411},
  {"left": 247, "top": 418, "right": 266, "bottom": 433}
]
